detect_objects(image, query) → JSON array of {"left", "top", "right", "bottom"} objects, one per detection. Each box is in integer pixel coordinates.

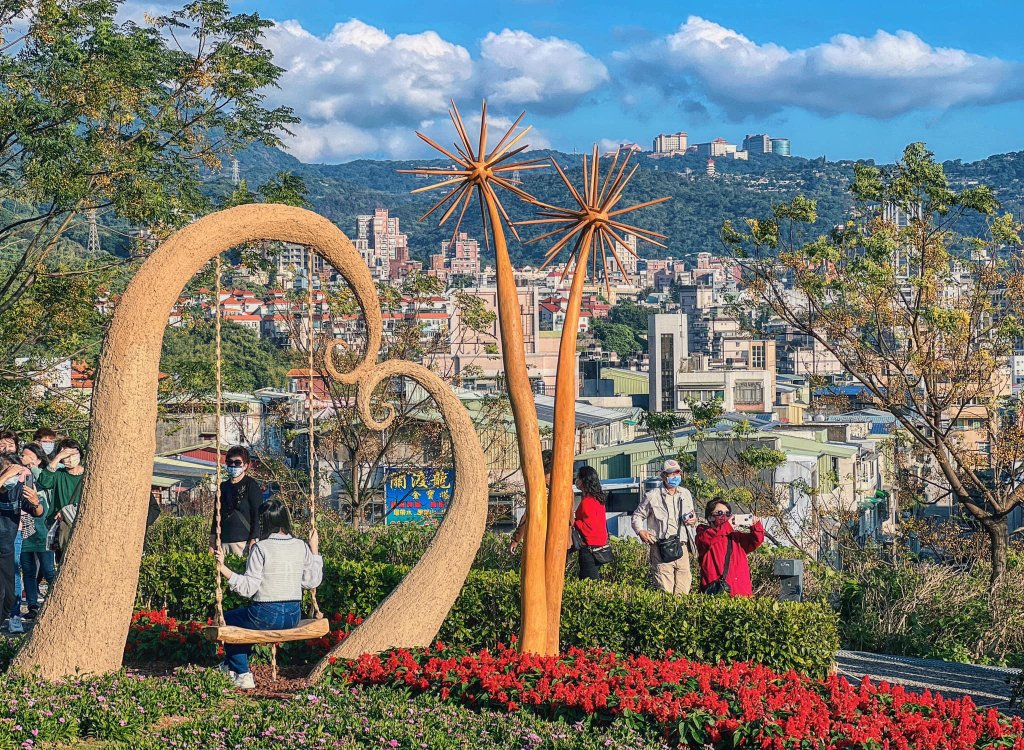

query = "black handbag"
[
  {"left": 590, "top": 544, "right": 614, "bottom": 566},
  {"left": 701, "top": 538, "right": 734, "bottom": 596},
  {"left": 655, "top": 536, "right": 684, "bottom": 563}
]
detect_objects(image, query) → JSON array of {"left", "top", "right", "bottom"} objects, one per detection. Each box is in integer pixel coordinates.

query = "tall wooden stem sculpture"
[
  {"left": 523, "top": 146, "right": 669, "bottom": 653},
  {"left": 402, "top": 102, "right": 552, "bottom": 653}
]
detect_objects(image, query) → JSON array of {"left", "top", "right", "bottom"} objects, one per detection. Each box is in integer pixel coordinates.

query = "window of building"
[
  {"left": 751, "top": 344, "right": 765, "bottom": 370},
  {"left": 735, "top": 381, "right": 764, "bottom": 405},
  {"left": 660, "top": 333, "right": 675, "bottom": 411}
]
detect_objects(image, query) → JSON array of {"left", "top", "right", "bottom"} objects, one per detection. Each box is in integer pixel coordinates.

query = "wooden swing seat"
[{"left": 204, "top": 617, "right": 330, "bottom": 645}]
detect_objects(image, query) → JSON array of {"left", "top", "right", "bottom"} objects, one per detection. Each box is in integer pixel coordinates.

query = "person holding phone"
[
  {"left": 695, "top": 501, "right": 764, "bottom": 597},
  {"left": 631, "top": 459, "right": 697, "bottom": 595}
]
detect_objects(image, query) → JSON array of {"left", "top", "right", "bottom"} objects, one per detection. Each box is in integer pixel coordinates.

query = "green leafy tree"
[
  {"left": 591, "top": 321, "right": 641, "bottom": 359},
  {"left": 0, "top": 0, "right": 296, "bottom": 317},
  {"left": 725, "top": 142, "right": 1024, "bottom": 586}
]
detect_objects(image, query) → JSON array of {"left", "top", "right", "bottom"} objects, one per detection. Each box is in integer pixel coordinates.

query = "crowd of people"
[
  {"left": 514, "top": 457, "right": 765, "bottom": 596},
  {"left": 0, "top": 427, "right": 82, "bottom": 634}
]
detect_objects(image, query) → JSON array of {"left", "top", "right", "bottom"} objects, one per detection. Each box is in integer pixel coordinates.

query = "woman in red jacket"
[
  {"left": 572, "top": 466, "right": 610, "bottom": 581},
  {"left": 695, "top": 501, "right": 764, "bottom": 597}
]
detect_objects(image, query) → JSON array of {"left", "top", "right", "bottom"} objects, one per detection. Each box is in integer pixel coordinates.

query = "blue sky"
[{"left": 218, "top": 0, "right": 1024, "bottom": 164}]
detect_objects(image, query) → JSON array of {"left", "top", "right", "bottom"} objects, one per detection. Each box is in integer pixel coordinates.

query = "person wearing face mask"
[
  {"left": 0, "top": 452, "right": 43, "bottom": 633},
  {"left": 32, "top": 428, "right": 57, "bottom": 459},
  {"left": 631, "top": 459, "right": 698, "bottom": 595},
  {"left": 209, "top": 446, "right": 261, "bottom": 557},
  {"left": 18, "top": 444, "right": 54, "bottom": 620},
  {"left": 695, "top": 501, "right": 764, "bottom": 598},
  {"left": 38, "top": 438, "right": 85, "bottom": 561}
]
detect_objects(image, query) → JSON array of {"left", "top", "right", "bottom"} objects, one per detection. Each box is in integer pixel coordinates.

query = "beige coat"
[{"left": 631, "top": 485, "right": 696, "bottom": 550}]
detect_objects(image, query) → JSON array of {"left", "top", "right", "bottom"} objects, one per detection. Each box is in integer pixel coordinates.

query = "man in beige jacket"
[{"left": 631, "top": 459, "right": 697, "bottom": 594}]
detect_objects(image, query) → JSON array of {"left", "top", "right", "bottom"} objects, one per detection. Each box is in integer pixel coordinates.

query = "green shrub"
[{"left": 137, "top": 553, "right": 839, "bottom": 677}]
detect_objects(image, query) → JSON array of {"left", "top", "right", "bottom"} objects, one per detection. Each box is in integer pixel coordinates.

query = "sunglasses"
[
  {"left": 226, "top": 460, "right": 246, "bottom": 468},
  {"left": 712, "top": 510, "right": 732, "bottom": 517}
]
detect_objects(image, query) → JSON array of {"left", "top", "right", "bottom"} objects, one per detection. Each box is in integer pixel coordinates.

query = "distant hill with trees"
[{"left": 228, "top": 144, "right": 1024, "bottom": 268}]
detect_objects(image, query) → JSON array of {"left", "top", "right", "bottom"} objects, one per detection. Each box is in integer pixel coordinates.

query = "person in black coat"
[{"left": 208, "top": 446, "right": 261, "bottom": 557}]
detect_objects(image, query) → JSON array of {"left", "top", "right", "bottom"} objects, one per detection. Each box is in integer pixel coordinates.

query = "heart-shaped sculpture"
[{"left": 11, "top": 204, "right": 489, "bottom": 680}]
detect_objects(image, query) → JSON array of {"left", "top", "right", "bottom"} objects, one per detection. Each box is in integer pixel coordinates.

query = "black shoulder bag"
[
  {"left": 654, "top": 489, "right": 686, "bottom": 563},
  {"left": 701, "top": 537, "right": 734, "bottom": 596}
]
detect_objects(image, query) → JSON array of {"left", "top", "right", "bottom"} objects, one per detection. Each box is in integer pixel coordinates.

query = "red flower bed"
[{"left": 335, "top": 642, "right": 1024, "bottom": 749}]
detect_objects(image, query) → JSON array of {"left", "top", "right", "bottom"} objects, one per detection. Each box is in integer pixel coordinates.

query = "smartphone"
[{"left": 734, "top": 513, "right": 754, "bottom": 528}]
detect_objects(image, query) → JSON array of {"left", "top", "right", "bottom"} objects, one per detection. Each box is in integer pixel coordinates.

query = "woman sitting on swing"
[{"left": 214, "top": 498, "right": 322, "bottom": 689}]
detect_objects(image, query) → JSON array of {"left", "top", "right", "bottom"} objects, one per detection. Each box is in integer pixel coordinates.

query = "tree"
[
  {"left": 724, "top": 142, "right": 1024, "bottom": 587},
  {"left": 591, "top": 321, "right": 642, "bottom": 359},
  {"left": 0, "top": 0, "right": 296, "bottom": 317}
]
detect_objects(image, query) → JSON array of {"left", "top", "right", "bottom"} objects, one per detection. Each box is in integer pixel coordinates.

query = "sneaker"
[
  {"left": 8, "top": 616, "right": 24, "bottom": 634},
  {"left": 23, "top": 608, "right": 38, "bottom": 622},
  {"left": 231, "top": 672, "right": 255, "bottom": 690}
]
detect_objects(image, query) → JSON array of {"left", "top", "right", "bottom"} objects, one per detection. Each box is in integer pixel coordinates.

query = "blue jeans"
[
  {"left": 11, "top": 532, "right": 22, "bottom": 618},
  {"left": 0, "top": 516, "right": 18, "bottom": 619},
  {"left": 20, "top": 549, "right": 56, "bottom": 610},
  {"left": 223, "top": 601, "right": 301, "bottom": 675}
]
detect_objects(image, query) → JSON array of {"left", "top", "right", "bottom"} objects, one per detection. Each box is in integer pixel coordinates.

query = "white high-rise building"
[{"left": 649, "top": 313, "right": 688, "bottom": 413}]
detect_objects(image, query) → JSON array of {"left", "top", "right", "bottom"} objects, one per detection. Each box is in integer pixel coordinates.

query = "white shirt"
[{"left": 228, "top": 533, "right": 323, "bottom": 602}]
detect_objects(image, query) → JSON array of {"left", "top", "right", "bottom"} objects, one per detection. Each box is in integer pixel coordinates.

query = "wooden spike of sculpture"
[
  {"left": 400, "top": 102, "right": 551, "bottom": 654},
  {"left": 523, "top": 148, "right": 670, "bottom": 654}
]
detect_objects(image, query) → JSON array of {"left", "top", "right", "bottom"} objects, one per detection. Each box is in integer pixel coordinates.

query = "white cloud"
[
  {"left": 620, "top": 16, "right": 1024, "bottom": 118},
  {"left": 480, "top": 29, "right": 608, "bottom": 113},
  {"left": 260, "top": 20, "right": 601, "bottom": 161}
]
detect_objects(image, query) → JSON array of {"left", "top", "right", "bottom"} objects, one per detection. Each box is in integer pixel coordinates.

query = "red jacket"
[
  {"left": 695, "top": 520, "right": 764, "bottom": 597},
  {"left": 573, "top": 495, "right": 609, "bottom": 546}
]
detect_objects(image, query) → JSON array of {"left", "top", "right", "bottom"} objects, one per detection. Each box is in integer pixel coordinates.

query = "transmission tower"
[
  {"left": 231, "top": 157, "right": 240, "bottom": 186},
  {"left": 87, "top": 208, "right": 100, "bottom": 254}
]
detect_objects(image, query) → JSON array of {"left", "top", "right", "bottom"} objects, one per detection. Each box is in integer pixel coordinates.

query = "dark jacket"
[{"left": 210, "top": 475, "right": 262, "bottom": 544}]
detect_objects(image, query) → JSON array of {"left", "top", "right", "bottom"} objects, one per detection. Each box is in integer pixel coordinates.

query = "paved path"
[{"left": 837, "top": 650, "right": 1021, "bottom": 714}]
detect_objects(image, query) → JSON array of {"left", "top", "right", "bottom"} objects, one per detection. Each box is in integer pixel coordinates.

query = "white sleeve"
[
  {"left": 301, "top": 542, "right": 324, "bottom": 589},
  {"left": 227, "top": 543, "right": 266, "bottom": 599}
]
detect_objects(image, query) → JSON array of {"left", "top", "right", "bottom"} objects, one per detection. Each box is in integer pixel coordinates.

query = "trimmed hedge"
[{"left": 137, "top": 553, "right": 839, "bottom": 677}]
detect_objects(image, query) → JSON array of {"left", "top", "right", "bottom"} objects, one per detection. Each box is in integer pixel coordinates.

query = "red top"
[
  {"left": 573, "top": 496, "right": 609, "bottom": 546},
  {"left": 695, "top": 520, "right": 765, "bottom": 597}
]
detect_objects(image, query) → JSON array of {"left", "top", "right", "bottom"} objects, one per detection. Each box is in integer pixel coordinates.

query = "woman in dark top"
[
  {"left": 208, "top": 446, "right": 261, "bottom": 557},
  {"left": 572, "top": 466, "right": 610, "bottom": 581}
]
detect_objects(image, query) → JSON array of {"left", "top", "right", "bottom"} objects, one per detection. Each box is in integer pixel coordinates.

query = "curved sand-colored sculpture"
[{"left": 11, "top": 204, "right": 488, "bottom": 680}]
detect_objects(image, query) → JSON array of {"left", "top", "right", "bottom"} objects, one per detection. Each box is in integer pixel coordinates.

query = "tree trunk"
[
  {"left": 544, "top": 237, "right": 591, "bottom": 655},
  {"left": 485, "top": 196, "right": 549, "bottom": 654},
  {"left": 12, "top": 205, "right": 385, "bottom": 680},
  {"left": 983, "top": 515, "right": 1008, "bottom": 592}
]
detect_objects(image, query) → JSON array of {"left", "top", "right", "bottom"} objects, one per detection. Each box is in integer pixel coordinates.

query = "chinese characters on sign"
[{"left": 384, "top": 468, "right": 454, "bottom": 524}]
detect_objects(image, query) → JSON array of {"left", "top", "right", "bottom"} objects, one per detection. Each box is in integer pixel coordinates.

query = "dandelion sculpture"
[
  {"left": 522, "top": 146, "right": 669, "bottom": 653},
  {"left": 400, "top": 101, "right": 552, "bottom": 653},
  {"left": 404, "top": 105, "right": 669, "bottom": 656}
]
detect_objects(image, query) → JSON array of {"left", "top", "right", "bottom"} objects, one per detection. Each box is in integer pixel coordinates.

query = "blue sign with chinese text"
[{"left": 384, "top": 467, "right": 454, "bottom": 524}]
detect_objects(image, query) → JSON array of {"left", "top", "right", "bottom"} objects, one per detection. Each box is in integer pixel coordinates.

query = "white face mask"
[
  {"left": 64, "top": 454, "right": 81, "bottom": 469},
  {"left": 41, "top": 441, "right": 55, "bottom": 455}
]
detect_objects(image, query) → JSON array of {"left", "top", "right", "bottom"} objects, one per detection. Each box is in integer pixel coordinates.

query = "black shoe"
[{"left": 23, "top": 608, "right": 38, "bottom": 621}]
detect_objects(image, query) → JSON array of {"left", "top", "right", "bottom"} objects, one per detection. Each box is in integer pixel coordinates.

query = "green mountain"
[{"left": 231, "top": 145, "right": 1024, "bottom": 267}]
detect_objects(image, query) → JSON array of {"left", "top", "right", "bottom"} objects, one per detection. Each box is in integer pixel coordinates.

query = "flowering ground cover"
[
  {"left": 0, "top": 669, "right": 667, "bottom": 749},
  {"left": 331, "top": 642, "right": 1024, "bottom": 749}
]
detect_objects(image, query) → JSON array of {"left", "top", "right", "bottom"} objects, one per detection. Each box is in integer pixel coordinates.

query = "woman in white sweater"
[{"left": 214, "top": 498, "right": 323, "bottom": 689}]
